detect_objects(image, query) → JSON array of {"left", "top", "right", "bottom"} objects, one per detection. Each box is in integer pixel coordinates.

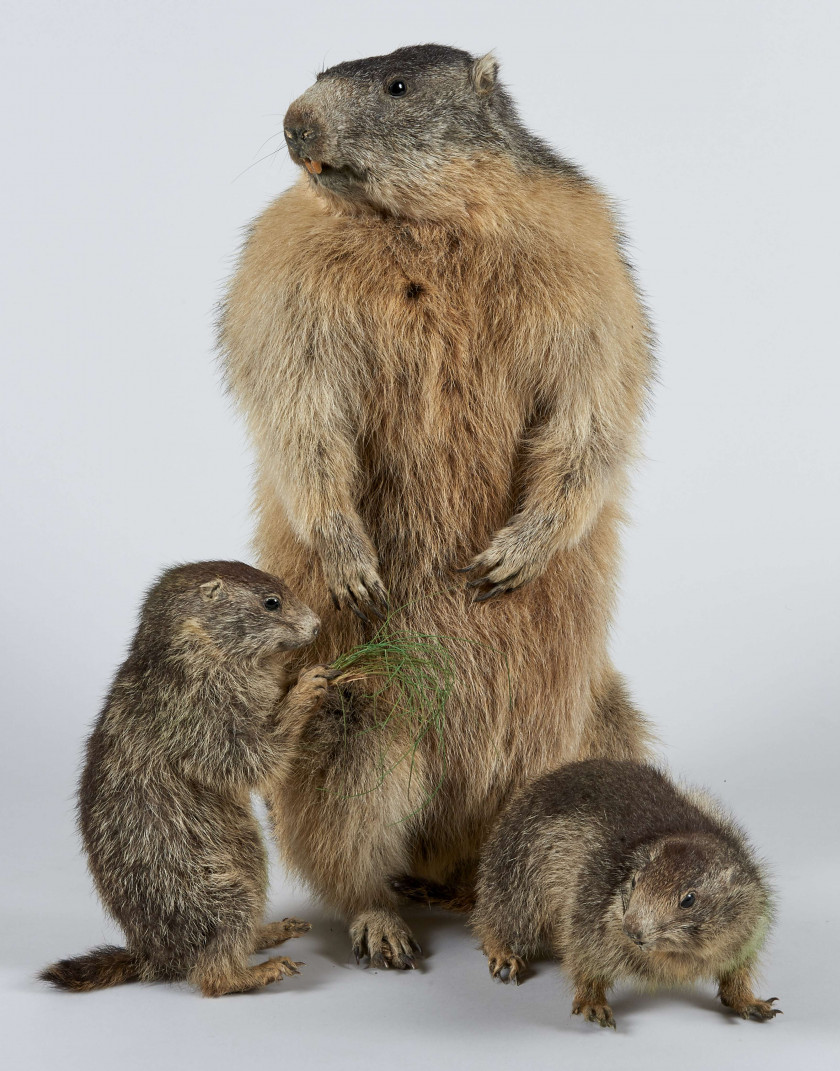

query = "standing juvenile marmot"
[
  {"left": 469, "top": 760, "right": 779, "bottom": 1028},
  {"left": 41, "top": 561, "right": 332, "bottom": 997},
  {"left": 219, "top": 45, "right": 655, "bottom": 966}
]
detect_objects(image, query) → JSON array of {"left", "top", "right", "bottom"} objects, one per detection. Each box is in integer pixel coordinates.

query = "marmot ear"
[
  {"left": 200, "top": 579, "right": 224, "bottom": 602},
  {"left": 470, "top": 52, "right": 498, "bottom": 96},
  {"left": 720, "top": 866, "right": 736, "bottom": 885},
  {"left": 641, "top": 842, "right": 660, "bottom": 863}
]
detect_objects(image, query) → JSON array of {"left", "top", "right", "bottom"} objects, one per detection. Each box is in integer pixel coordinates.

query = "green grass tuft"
[
  {"left": 328, "top": 618, "right": 456, "bottom": 821},
  {"left": 323, "top": 598, "right": 514, "bottom": 822}
]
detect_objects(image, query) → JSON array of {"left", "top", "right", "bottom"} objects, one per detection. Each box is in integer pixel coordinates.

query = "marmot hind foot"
[
  {"left": 485, "top": 947, "right": 526, "bottom": 985},
  {"left": 254, "top": 918, "right": 311, "bottom": 951},
  {"left": 349, "top": 908, "right": 420, "bottom": 970}
]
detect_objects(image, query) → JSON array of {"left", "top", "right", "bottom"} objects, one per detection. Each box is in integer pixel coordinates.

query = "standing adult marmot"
[{"left": 220, "top": 44, "right": 655, "bottom": 967}]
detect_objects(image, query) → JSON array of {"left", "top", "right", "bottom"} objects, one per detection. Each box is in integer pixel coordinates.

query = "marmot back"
[
  {"left": 470, "top": 759, "right": 780, "bottom": 1027},
  {"left": 41, "top": 561, "right": 333, "bottom": 997}
]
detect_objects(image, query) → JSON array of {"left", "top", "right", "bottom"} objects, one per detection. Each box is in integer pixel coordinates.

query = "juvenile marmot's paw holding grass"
[{"left": 290, "top": 664, "right": 339, "bottom": 707}]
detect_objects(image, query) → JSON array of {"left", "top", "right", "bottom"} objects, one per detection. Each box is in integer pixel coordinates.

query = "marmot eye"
[
  {"left": 387, "top": 79, "right": 407, "bottom": 97},
  {"left": 680, "top": 892, "right": 696, "bottom": 909},
  {"left": 264, "top": 596, "right": 281, "bottom": 611}
]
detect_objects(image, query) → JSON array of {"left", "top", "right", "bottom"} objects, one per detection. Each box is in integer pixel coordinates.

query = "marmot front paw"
[
  {"left": 293, "top": 664, "right": 338, "bottom": 708},
  {"left": 459, "top": 512, "right": 555, "bottom": 601},
  {"left": 721, "top": 995, "right": 782, "bottom": 1021},
  {"left": 316, "top": 519, "right": 389, "bottom": 623},
  {"left": 572, "top": 999, "right": 616, "bottom": 1029},
  {"left": 326, "top": 562, "right": 388, "bottom": 624}
]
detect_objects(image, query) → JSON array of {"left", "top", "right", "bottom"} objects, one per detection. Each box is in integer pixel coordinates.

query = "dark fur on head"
[
  {"left": 620, "top": 832, "right": 765, "bottom": 961},
  {"left": 40, "top": 561, "right": 331, "bottom": 996},
  {"left": 284, "top": 44, "right": 582, "bottom": 217},
  {"left": 136, "top": 560, "right": 320, "bottom": 663}
]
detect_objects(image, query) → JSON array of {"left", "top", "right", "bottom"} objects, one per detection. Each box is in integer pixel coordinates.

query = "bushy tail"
[
  {"left": 391, "top": 875, "right": 476, "bottom": 914},
  {"left": 40, "top": 945, "right": 140, "bottom": 992}
]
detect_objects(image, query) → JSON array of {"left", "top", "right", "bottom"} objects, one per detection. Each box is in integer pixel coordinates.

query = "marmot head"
[
  {"left": 283, "top": 44, "right": 562, "bottom": 219},
  {"left": 138, "top": 561, "right": 320, "bottom": 662},
  {"left": 618, "top": 834, "right": 771, "bottom": 970}
]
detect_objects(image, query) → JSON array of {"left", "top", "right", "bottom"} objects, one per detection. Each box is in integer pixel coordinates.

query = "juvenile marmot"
[
  {"left": 41, "top": 561, "right": 332, "bottom": 997},
  {"left": 469, "top": 760, "right": 780, "bottom": 1027},
  {"left": 220, "top": 44, "right": 655, "bottom": 965}
]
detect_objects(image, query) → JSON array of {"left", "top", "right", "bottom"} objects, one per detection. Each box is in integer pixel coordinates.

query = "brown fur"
[
  {"left": 40, "top": 561, "right": 331, "bottom": 997},
  {"left": 219, "top": 45, "right": 654, "bottom": 965},
  {"left": 468, "top": 760, "right": 780, "bottom": 1027}
]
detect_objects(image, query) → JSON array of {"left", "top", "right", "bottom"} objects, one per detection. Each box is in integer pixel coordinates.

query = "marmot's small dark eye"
[
  {"left": 631, "top": 876, "right": 637, "bottom": 889},
  {"left": 264, "top": 596, "right": 281, "bottom": 611},
  {"left": 680, "top": 892, "right": 696, "bottom": 909},
  {"left": 387, "top": 79, "right": 407, "bottom": 97}
]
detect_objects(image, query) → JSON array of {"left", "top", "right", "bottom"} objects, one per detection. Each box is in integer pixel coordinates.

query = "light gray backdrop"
[{"left": 2, "top": 1, "right": 838, "bottom": 1068}]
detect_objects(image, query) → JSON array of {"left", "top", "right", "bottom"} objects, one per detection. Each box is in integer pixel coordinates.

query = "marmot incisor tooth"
[
  {"left": 41, "top": 561, "right": 332, "bottom": 997},
  {"left": 219, "top": 44, "right": 655, "bottom": 966},
  {"left": 469, "top": 760, "right": 779, "bottom": 1028}
]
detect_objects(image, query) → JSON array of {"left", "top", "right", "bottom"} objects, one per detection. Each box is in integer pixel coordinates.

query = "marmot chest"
[
  {"left": 346, "top": 265, "right": 529, "bottom": 554},
  {"left": 356, "top": 261, "right": 525, "bottom": 433}
]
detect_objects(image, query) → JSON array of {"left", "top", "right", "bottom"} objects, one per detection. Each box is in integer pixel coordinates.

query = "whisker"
[
  {"left": 231, "top": 146, "right": 286, "bottom": 184},
  {"left": 254, "top": 130, "right": 286, "bottom": 156}
]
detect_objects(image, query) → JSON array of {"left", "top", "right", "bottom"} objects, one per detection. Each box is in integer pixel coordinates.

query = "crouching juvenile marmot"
[
  {"left": 468, "top": 760, "right": 780, "bottom": 1028},
  {"left": 41, "top": 561, "right": 332, "bottom": 997},
  {"left": 220, "top": 44, "right": 655, "bottom": 966}
]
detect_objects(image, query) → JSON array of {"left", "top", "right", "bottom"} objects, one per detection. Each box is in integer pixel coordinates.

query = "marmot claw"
[
  {"left": 349, "top": 910, "right": 420, "bottom": 970},
  {"left": 327, "top": 577, "right": 388, "bottom": 624},
  {"left": 458, "top": 514, "right": 553, "bottom": 599},
  {"left": 487, "top": 953, "right": 525, "bottom": 984},
  {"left": 572, "top": 1000, "right": 616, "bottom": 1029}
]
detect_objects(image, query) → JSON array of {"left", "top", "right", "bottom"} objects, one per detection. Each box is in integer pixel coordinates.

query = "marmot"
[
  {"left": 219, "top": 44, "right": 655, "bottom": 966},
  {"left": 41, "top": 561, "right": 333, "bottom": 997},
  {"left": 467, "top": 760, "right": 779, "bottom": 1027}
]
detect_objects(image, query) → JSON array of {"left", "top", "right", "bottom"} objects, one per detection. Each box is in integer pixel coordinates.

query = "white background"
[{"left": 2, "top": 2, "right": 838, "bottom": 1068}]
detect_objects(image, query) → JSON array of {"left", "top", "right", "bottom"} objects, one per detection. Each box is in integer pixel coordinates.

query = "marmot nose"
[
  {"left": 623, "top": 926, "right": 645, "bottom": 945},
  {"left": 283, "top": 124, "right": 321, "bottom": 156}
]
